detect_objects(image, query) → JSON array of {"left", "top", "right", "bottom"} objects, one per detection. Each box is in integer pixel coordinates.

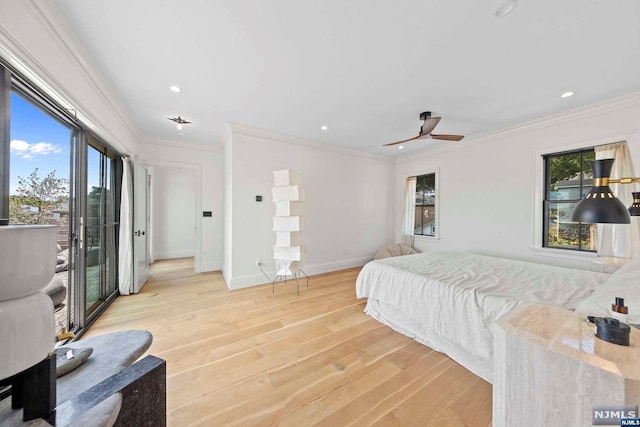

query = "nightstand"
[{"left": 493, "top": 304, "right": 640, "bottom": 426}]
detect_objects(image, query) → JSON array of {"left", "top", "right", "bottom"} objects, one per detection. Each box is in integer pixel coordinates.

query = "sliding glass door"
[
  {"left": 8, "top": 87, "right": 77, "bottom": 333},
  {"left": 84, "top": 139, "right": 119, "bottom": 318},
  {"left": 1, "top": 61, "right": 122, "bottom": 336}
]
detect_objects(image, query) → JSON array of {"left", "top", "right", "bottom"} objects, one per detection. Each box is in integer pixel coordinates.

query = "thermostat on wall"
[{"left": 256, "top": 195, "right": 262, "bottom": 202}]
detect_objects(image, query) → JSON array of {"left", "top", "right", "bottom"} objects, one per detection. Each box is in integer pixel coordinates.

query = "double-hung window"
[
  {"left": 414, "top": 173, "right": 437, "bottom": 237},
  {"left": 543, "top": 148, "right": 597, "bottom": 251}
]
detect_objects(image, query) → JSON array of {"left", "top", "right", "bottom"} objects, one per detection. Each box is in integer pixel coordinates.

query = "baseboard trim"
[
  {"left": 154, "top": 250, "right": 195, "bottom": 260},
  {"left": 226, "top": 256, "right": 372, "bottom": 290},
  {"left": 200, "top": 262, "right": 222, "bottom": 272}
]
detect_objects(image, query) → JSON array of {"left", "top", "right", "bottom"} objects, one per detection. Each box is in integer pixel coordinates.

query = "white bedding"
[{"left": 355, "top": 251, "right": 611, "bottom": 383}]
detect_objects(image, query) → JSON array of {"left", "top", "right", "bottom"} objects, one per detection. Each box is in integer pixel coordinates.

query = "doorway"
[{"left": 147, "top": 163, "right": 201, "bottom": 272}]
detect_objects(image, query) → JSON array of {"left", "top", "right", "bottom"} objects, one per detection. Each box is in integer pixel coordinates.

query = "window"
[
  {"left": 543, "top": 148, "right": 597, "bottom": 251},
  {"left": 414, "top": 173, "right": 436, "bottom": 236}
]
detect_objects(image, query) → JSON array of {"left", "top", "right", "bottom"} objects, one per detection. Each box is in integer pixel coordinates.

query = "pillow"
[
  {"left": 374, "top": 244, "right": 419, "bottom": 260},
  {"left": 604, "top": 256, "right": 640, "bottom": 282},
  {"left": 575, "top": 258, "right": 640, "bottom": 324}
]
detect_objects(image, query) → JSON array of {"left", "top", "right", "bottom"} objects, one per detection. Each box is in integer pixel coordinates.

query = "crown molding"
[
  {"left": 139, "top": 136, "right": 222, "bottom": 153},
  {"left": 227, "top": 122, "right": 395, "bottom": 163},
  {"left": 26, "top": 0, "right": 140, "bottom": 136},
  {"left": 0, "top": 0, "right": 140, "bottom": 153},
  {"left": 0, "top": 32, "right": 133, "bottom": 156},
  {"left": 397, "top": 91, "right": 640, "bottom": 164}
]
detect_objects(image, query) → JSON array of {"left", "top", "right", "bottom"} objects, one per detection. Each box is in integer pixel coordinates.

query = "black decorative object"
[
  {"left": 571, "top": 159, "right": 630, "bottom": 224},
  {"left": 594, "top": 317, "right": 630, "bottom": 346}
]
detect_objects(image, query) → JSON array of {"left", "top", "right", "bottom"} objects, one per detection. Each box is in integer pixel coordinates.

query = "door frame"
[
  {"left": 132, "top": 157, "right": 149, "bottom": 292},
  {"left": 144, "top": 159, "right": 202, "bottom": 273}
]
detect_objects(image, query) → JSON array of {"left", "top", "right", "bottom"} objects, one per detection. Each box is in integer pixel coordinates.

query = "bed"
[{"left": 355, "top": 251, "right": 612, "bottom": 383}]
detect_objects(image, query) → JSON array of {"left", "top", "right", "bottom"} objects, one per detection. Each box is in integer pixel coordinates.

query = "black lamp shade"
[
  {"left": 570, "top": 159, "right": 631, "bottom": 224},
  {"left": 629, "top": 192, "right": 640, "bottom": 216}
]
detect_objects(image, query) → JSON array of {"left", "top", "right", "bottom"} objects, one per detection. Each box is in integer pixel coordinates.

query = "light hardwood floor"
[{"left": 83, "top": 258, "right": 492, "bottom": 426}]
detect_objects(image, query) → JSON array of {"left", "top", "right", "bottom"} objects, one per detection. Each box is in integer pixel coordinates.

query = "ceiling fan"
[
  {"left": 384, "top": 111, "right": 464, "bottom": 146},
  {"left": 167, "top": 116, "right": 192, "bottom": 130}
]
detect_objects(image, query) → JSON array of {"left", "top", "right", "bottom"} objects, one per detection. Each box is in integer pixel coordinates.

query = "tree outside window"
[{"left": 9, "top": 168, "right": 69, "bottom": 226}]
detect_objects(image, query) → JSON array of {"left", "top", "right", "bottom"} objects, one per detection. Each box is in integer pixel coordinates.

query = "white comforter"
[{"left": 355, "top": 251, "right": 610, "bottom": 382}]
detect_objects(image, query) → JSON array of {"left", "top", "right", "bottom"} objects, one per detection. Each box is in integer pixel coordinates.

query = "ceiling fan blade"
[
  {"left": 420, "top": 117, "right": 441, "bottom": 136},
  {"left": 383, "top": 134, "right": 423, "bottom": 146},
  {"left": 431, "top": 133, "right": 464, "bottom": 141}
]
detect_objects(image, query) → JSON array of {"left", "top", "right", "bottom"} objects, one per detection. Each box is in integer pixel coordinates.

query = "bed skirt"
[{"left": 364, "top": 298, "right": 493, "bottom": 383}]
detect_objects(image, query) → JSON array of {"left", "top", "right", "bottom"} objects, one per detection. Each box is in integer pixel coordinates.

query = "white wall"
[
  {"left": 223, "top": 125, "right": 395, "bottom": 289},
  {"left": 396, "top": 94, "right": 640, "bottom": 270},
  {"left": 139, "top": 140, "right": 224, "bottom": 272},
  {"left": 151, "top": 165, "right": 196, "bottom": 260}
]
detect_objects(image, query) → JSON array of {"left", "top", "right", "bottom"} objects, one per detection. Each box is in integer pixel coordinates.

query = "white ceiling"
[{"left": 53, "top": 0, "right": 640, "bottom": 157}]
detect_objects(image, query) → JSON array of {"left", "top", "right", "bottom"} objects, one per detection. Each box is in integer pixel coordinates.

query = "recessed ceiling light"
[
  {"left": 169, "top": 86, "right": 181, "bottom": 93},
  {"left": 495, "top": 0, "right": 518, "bottom": 17},
  {"left": 560, "top": 91, "right": 575, "bottom": 98},
  {"left": 398, "top": 146, "right": 404, "bottom": 150},
  {"left": 321, "top": 125, "right": 328, "bottom": 131}
]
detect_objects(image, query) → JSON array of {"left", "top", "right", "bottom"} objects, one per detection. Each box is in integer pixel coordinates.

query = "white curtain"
[
  {"left": 595, "top": 142, "right": 639, "bottom": 258},
  {"left": 402, "top": 177, "right": 417, "bottom": 248},
  {"left": 118, "top": 157, "right": 134, "bottom": 295}
]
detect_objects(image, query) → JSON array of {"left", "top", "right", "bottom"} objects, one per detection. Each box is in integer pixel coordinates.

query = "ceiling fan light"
[{"left": 176, "top": 123, "right": 183, "bottom": 130}]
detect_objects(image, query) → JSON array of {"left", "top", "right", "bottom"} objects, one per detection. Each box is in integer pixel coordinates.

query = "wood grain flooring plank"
[{"left": 81, "top": 258, "right": 492, "bottom": 426}]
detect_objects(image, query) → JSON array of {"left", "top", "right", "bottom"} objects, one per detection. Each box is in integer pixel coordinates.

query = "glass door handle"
[{"left": 79, "top": 217, "right": 84, "bottom": 250}]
